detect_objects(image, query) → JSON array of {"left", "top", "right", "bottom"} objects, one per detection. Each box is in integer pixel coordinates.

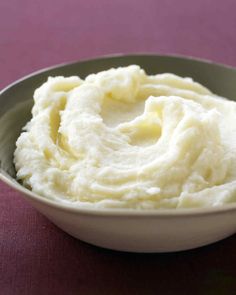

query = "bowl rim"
[
  {"left": 2, "top": 172, "right": 236, "bottom": 217},
  {"left": 1, "top": 53, "right": 236, "bottom": 217},
  {"left": 1, "top": 52, "right": 235, "bottom": 93}
]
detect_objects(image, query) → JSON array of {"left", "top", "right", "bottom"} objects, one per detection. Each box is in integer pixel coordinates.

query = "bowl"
[{"left": 1, "top": 54, "right": 236, "bottom": 253}]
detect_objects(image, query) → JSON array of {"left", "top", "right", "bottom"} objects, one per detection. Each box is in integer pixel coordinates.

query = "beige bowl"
[{"left": 1, "top": 54, "right": 236, "bottom": 252}]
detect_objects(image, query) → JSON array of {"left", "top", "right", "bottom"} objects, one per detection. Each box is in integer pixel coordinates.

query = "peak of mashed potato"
[{"left": 14, "top": 65, "right": 236, "bottom": 209}]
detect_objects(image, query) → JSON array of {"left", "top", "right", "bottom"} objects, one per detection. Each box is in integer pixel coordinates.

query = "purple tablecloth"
[{"left": 1, "top": 0, "right": 236, "bottom": 294}]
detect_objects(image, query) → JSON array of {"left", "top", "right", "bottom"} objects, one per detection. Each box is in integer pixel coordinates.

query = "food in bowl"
[{"left": 14, "top": 65, "right": 236, "bottom": 209}]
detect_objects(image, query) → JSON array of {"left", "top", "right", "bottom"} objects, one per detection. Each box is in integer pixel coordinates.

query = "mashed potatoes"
[{"left": 14, "top": 65, "right": 236, "bottom": 209}]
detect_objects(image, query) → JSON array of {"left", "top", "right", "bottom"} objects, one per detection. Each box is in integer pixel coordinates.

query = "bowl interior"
[{"left": 1, "top": 54, "right": 236, "bottom": 181}]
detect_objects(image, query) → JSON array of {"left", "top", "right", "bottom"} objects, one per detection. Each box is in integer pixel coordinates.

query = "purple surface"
[{"left": 1, "top": 0, "right": 236, "bottom": 294}]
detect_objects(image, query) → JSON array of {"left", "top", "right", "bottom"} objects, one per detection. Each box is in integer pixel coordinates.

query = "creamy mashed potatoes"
[{"left": 14, "top": 65, "right": 236, "bottom": 209}]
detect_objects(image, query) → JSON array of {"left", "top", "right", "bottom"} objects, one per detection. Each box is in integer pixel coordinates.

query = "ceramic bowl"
[{"left": 1, "top": 54, "right": 236, "bottom": 252}]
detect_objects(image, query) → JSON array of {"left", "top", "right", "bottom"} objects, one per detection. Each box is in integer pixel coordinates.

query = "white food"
[{"left": 14, "top": 65, "right": 236, "bottom": 209}]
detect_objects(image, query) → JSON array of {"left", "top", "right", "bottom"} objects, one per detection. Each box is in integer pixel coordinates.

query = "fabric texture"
[{"left": 1, "top": 0, "right": 236, "bottom": 294}]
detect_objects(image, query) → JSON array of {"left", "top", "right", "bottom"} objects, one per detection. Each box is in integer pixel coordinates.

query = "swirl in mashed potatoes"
[{"left": 14, "top": 65, "right": 236, "bottom": 209}]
